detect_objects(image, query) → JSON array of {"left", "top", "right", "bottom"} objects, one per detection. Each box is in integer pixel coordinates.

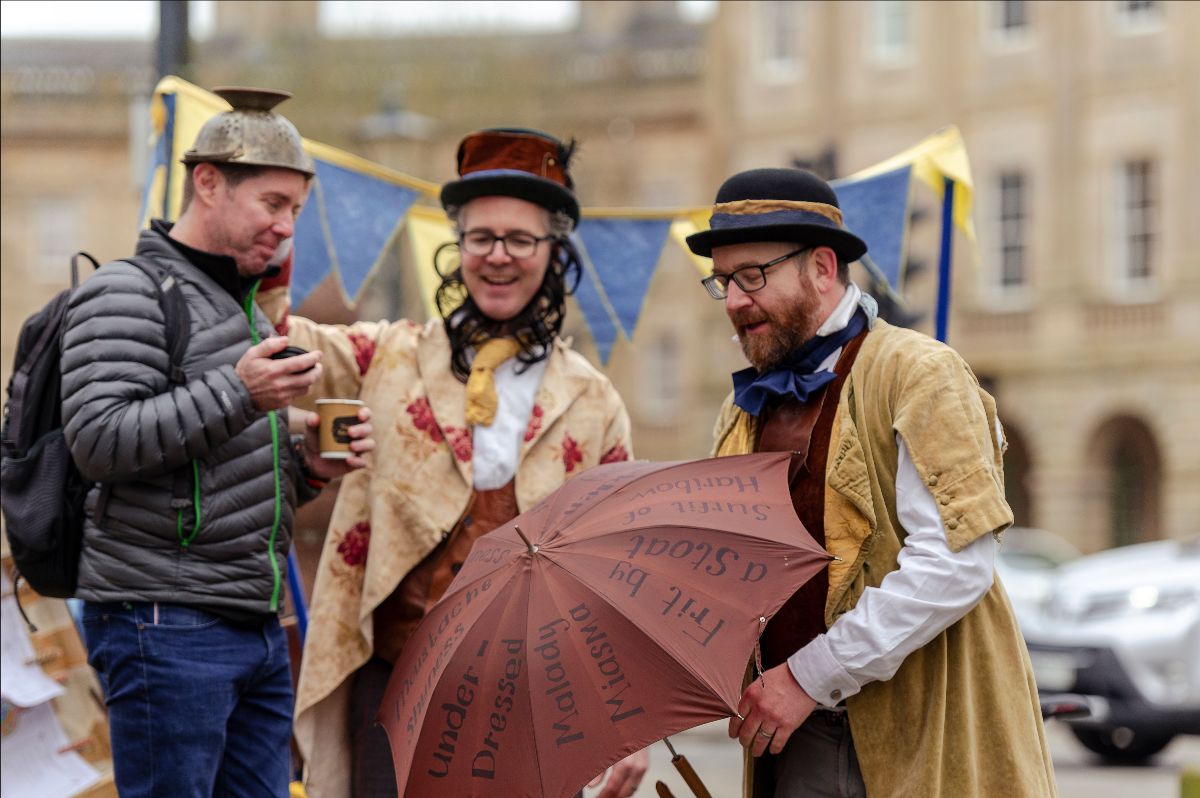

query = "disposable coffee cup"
[{"left": 316, "top": 399, "right": 364, "bottom": 459}]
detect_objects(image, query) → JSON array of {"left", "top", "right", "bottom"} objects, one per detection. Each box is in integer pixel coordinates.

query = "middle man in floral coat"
[{"left": 261, "top": 128, "right": 645, "bottom": 798}]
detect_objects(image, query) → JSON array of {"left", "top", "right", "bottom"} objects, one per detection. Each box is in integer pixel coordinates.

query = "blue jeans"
[{"left": 82, "top": 601, "right": 293, "bottom": 798}]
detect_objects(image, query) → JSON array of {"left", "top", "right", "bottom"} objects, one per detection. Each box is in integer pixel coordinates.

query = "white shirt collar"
[{"left": 815, "top": 282, "right": 862, "bottom": 337}]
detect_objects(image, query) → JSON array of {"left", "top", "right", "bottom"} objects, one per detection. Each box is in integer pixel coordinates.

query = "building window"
[
  {"left": 986, "top": 0, "right": 1032, "bottom": 48},
  {"left": 639, "top": 331, "right": 681, "bottom": 423},
  {"left": 1114, "top": 158, "right": 1157, "bottom": 291},
  {"left": 1116, "top": 0, "right": 1159, "bottom": 19},
  {"left": 994, "top": 0, "right": 1027, "bottom": 31},
  {"left": 33, "top": 199, "right": 81, "bottom": 281},
  {"left": 995, "top": 170, "right": 1028, "bottom": 293},
  {"left": 1113, "top": 0, "right": 1163, "bottom": 33},
  {"left": 758, "top": 1, "right": 801, "bottom": 81},
  {"left": 869, "top": 0, "right": 912, "bottom": 66},
  {"left": 984, "top": 168, "right": 1030, "bottom": 306}
]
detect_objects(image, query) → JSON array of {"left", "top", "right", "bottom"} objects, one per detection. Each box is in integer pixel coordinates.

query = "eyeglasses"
[
  {"left": 700, "top": 248, "right": 810, "bottom": 299},
  {"left": 458, "top": 229, "right": 554, "bottom": 259}
]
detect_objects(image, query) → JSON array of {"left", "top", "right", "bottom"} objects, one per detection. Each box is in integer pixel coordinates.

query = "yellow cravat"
[{"left": 466, "top": 338, "right": 522, "bottom": 427}]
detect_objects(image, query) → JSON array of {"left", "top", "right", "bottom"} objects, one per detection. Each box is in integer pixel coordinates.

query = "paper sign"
[
  {"left": 0, "top": 700, "right": 101, "bottom": 798},
  {"left": 0, "top": 572, "right": 64, "bottom": 708}
]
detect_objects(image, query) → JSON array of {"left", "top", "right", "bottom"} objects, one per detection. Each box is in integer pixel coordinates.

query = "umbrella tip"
[{"left": 513, "top": 524, "right": 539, "bottom": 555}]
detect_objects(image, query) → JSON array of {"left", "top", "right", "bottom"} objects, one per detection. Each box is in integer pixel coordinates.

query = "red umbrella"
[{"left": 378, "top": 452, "right": 830, "bottom": 798}]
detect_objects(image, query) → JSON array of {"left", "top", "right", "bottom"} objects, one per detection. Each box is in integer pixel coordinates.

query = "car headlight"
[
  {"left": 1127, "top": 585, "right": 1198, "bottom": 613},
  {"left": 1048, "top": 585, "right": 1197, "bottom": 622}
]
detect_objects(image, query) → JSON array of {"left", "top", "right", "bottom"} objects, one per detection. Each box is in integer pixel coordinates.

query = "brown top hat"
[{"left": 439, "top": 128, "right": 580, "bottom": 225}]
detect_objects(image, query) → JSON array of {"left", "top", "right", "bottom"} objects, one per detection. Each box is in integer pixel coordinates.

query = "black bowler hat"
[
  {"left": 686, "top": 168, "right": 868, "bottom": 262},
  {"left": 440, "top": 128, "right": 580, "bottom": 226}
]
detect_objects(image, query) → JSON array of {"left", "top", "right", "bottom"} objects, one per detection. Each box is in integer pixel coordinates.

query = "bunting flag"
[
  {"left": 139, "top": 78, "right": 227, "bottom": 225},
  {"left": 292, "top": 146, "right": 422, "bottom": 306},
  {"left": 846, "top": 125, "right": 975, "bottom": 244},
  {"left": 142, "top": 76, "right": 977, "bottom": 360},
  {"left": 840, "top": 125, "right": 975, "bottom": 341},
  {"left": 671, "top": 210, "right": 713, "bottom": 277},
  {"left": 832, "top": 165, "right": 912, "bottom": 292},
  {"left": 405, "top": 206, "right": 457, "bottom": 319},
  {"left": 574, "top": 217, "right": 672, "bottom": 341},
  {"left": 569, "top": 243, "right": 624, "bottom": 364}
]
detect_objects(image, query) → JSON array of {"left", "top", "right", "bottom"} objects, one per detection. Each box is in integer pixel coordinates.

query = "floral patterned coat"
[{"left": 278, "top": 313, "right": 632, "bottom": 797}]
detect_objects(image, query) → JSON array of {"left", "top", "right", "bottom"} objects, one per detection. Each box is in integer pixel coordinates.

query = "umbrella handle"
[{"left": 671, "top": 754, "right": 714, "bottom": 798}]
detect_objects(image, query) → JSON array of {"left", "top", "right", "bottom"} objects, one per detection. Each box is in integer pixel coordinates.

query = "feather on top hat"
[
  {"left": 686, "top": 167, "right": 867, "bottom": 262},
  {"left": 440, "top": 128, "right": 580, "bottom": 226}
]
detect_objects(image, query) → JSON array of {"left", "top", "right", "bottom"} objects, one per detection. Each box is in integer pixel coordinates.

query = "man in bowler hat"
[{"left": 688, "top": 168, "right": 1056, "bottom": 797}]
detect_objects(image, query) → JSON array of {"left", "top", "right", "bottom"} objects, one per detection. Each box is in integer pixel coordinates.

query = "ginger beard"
[{"left": 729, "top": 274, "right": 823, "bottom": 372}]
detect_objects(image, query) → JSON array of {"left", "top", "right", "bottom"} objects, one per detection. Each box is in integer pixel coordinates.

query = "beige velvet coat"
[
  {"left": 277, "top": 313, "right": 632, "bottom": 797},
  {"left": 714, "top": 319, "right": 1056, "bottom": 798}
]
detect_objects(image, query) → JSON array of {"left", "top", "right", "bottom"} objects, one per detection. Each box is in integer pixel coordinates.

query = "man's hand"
[
  {"left": 586, "top": 748, "right": 649, "bottom": 798},
  {"left": 728, "top": 662, "right": 817, "bottom": 757},
  {"left": 236, "top": 336, "right": 323, "bottom": 411},
  {"left": 300, "top": 407, "right": 374, "bottom": 481}
]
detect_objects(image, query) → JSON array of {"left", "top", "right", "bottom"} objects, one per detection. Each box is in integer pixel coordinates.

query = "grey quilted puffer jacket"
[{"left": 61, "top": 225, "right": 309, "bottom": 614}]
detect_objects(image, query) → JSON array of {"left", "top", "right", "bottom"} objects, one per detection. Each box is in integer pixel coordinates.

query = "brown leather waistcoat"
[
  {"left": 373, "top": 480, "right": 519, "bottom": 663},
  {"left": 755, "top": 330, "right": 866, "bottom": 669}
]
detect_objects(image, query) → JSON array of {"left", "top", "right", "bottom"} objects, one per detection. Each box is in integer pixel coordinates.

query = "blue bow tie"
[{"left": 732, "top": 309, "right": 867, "bottom": 417}]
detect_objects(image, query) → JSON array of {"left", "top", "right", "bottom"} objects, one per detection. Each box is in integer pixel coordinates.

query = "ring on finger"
[{"left": 757, "top": 728, "right": 775, "bottom": 739}]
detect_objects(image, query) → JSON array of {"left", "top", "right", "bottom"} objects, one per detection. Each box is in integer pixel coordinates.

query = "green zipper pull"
[{"left": 177, "top": 459, "right": 202, "bottom": 548}]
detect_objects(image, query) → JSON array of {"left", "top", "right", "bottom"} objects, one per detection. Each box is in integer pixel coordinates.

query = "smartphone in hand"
[{"left": 269, "top": 345, "right": 316, "bottom": 373}]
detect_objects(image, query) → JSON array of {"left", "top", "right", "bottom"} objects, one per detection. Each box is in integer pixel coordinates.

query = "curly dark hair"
[{"left": 434, "top": 233, "right": 583, "bottom": 383}]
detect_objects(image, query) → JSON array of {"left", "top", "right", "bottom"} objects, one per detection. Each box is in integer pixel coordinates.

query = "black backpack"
[{"left": 1, "top": 252, "right": 190, "bottom": 602}]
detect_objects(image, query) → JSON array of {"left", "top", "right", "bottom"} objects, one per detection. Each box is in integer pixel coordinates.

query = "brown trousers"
[{"left": 767, "top": 711, "right": 866, "bottom": 798}]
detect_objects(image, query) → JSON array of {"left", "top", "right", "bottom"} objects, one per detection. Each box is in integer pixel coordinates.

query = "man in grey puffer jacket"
[{"left": 61, "top": 88, "right": 375, "bottom": 798}]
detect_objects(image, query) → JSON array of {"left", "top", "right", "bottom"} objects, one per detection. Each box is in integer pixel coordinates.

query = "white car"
[
  {"left": 995, "top": 527, "right": 1080, "bottom": 637},
  {"left": 1016, "top": 537, "right": 1200, "bottom": 762}
]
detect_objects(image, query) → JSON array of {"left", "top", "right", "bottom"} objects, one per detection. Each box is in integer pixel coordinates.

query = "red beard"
[{"left": 730, "top": 289, "right": 821, "bottom": 371}]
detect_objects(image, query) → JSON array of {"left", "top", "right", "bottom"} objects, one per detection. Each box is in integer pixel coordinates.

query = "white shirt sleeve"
[{"left": 787, "top": 434, "right": 997, "bottom": 706}]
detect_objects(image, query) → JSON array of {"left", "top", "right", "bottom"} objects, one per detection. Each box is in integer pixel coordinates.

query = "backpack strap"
[
  {"left": 4, "top": 291, "right": 69, "bottom": 455},
  {"left": 4, "top": 253, "right": 101, "bottom": 454},
  {"left": 70, "top": 252, "right": 101, "bottom": 289},
  {"left": 122, "top": 256, "right": 192, "bottom": 386}
]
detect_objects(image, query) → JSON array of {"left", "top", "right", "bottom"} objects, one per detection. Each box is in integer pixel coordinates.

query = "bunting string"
[{"left": 143, "top": 76, "right": 976, "bottom": 362}]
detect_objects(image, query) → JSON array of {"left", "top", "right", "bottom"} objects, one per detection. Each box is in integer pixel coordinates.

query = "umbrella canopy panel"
[{"left": 381, "top": 452, "right": 831, "bottom": 798}]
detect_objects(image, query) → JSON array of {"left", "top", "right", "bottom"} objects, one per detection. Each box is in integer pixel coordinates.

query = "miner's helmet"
[{"left": 181, "top": 87, "right": 315, "bottom": 177}]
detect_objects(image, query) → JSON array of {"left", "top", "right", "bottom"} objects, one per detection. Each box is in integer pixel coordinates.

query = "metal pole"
[
  {"left": 156, "top": 0, "right": 189, "bottom": 79},
  {"left": 287, "top": 550, "right": 308, "bottom": 640},
  {"left": 935, "top": 177, "right": 955, "bottom": 343}
]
